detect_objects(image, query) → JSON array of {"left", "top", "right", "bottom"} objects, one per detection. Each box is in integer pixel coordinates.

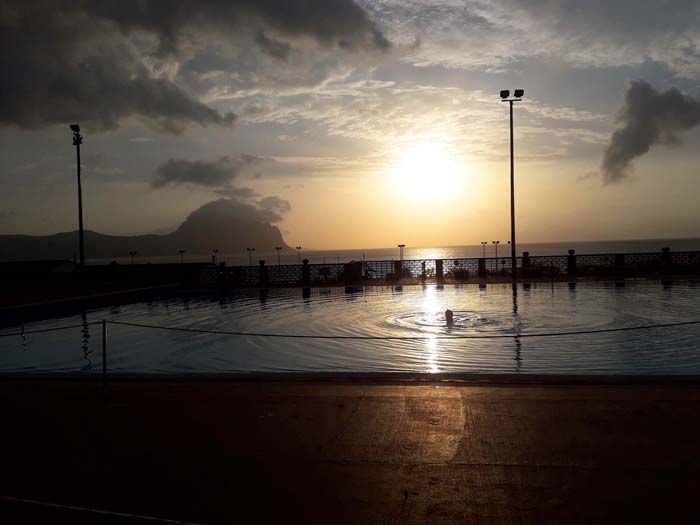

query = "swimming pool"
[{"left": 1, "top": 281, "right": 699, "bottom": 375}]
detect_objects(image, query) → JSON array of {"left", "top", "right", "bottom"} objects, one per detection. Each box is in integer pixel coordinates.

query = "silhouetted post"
[
  {"left": 301, "top": 258, "right": 310, "bottom": 285},
  {"left": 500, "top": 90, "right": 524, "bottom": 281},
  {"left": 179, "top": 249, "right": 185, "bottom": 263},
  {"left": 614, "top": 253, "right": 625, "bottom": 270},
  {"left": 567, "top": 249, "right": 577, "bottom": 276},
  {"left": 361, "top": 252, "right": 365, "bottom": 284},
  {"left": 478, "top": 258, "right": 486, "bottom": 278},
  {"left": 296, "top": 246, "right": 302, "bottom": 264},
  {"left": 258, "top": 259, "right": 269, "bottom": 287},
  {"left": 398, "top": 244, "right": 405, "bottom": 261},
  {"left": 246, "top": 247, "right": 254, "bottom": 267},
  {"left": 493, "top": 241, "right": 500, "bottom": 273},
  {"left": 661, "top": 247, "right": 671, "bottom": 268},
  {"left": 275, "top": 246, "right": 282, "bottom": 266},
  {"left": 481, "top": 241, "right": 487, "bottom": 258},
  {"left": 70, "top": 124, "right": 85, "bottom": 267},
  {"left": 509, "top": 101, "right": 515, "bottom": 280},
  {"left": 394, "top": 259, "right": 402, "bottom": 281},
  {"left": 101, "top": 319, "right": 107, "bottom": 386},
  {"left": 522, "top": 251, "right": 530, "bottom": 269},
  {"left": 435, "top": 259, "right": 444, "bottom": 284}
]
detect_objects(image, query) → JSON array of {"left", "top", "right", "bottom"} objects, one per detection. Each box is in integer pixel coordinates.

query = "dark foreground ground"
[{"left": 1, "top": 379, "right": 699, "bottom": 524}]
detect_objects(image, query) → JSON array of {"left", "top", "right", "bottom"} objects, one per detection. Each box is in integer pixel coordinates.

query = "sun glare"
[{"left": 391, "top": 142, "right": 462, "bottom": 200}]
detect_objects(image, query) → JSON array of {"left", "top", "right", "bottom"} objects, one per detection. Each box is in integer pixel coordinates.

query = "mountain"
[{"left": 0, "top": 200, "right": 291, "bottom": 261}]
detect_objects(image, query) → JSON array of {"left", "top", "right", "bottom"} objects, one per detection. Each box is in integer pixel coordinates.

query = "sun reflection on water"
[
  {"left": 426, "top": 335, "right": 439, "bottom": 373},
  {"left": 421, "top": 285, "right": 441, "bottom": 319},
  {"left": 421, "top": 286, "right": 441, "bottom": 372}
]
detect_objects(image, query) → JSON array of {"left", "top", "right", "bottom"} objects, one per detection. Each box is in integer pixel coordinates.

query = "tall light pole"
[
  {"left": 493, "top": 240, "right": 500, "bottom": 264},
  {"left": 246, "top": 247, "right": 255, "bottom": 267},
  {"left": 275, "top": 246, "right": 282, "bottom": 266},
  {"left": 70, "top": 124, "right": 85, "bottom": 267},
  {"left": 398, "top": 244, "right": 405, "bottom": 261},
  {"left": 500, "top": 89, "right": 524, "bottom": 281},
  {"left": 481, "top": 241, "right": 487, "bottom": 258},
  {"left": 129, "top": 250, "right": 137, "bottom": 265},
  {"left": 296, "top": 246, "right": 302, "bottom": 264},
  {"left": 212, "top": 248, "right": 219, "bottom": 265},
  {"left": 179, "top": 250, "right": 186, "bottom": 264}
]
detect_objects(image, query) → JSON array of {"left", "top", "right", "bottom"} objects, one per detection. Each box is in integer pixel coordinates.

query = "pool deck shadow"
[{"left": 1, "top": 379, "right": 699, "bottom": 524}]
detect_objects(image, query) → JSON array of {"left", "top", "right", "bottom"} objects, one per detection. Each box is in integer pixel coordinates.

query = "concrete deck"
[{"left": 1, "top": 380, "right": 699, "bottom": 524}]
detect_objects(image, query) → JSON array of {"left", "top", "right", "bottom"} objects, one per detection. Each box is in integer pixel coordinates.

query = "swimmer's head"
[{"left": 445, "top": 309, "right": 454, "bottom": 325}]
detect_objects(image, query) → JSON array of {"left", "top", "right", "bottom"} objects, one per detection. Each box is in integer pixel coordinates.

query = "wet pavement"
[{"left": 1, "top": 379, "right": 699, "bottom": 524}]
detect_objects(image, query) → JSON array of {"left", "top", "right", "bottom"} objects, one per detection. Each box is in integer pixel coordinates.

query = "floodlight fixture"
[
  {"left": 500, "top": 89, "right": 510, "bottom": 99},
  {"left": 70, "top": 124, "right": 80, "bottom": 132},
  {"left": 514, "top": 89, "right": 525, "bottom": 98}
]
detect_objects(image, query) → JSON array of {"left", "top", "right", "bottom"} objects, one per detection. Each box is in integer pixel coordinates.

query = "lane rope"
[
  {"left": 0, "top": 322, "right": 102, "bottom": 338},
  {"left": 106, "top": 319, "right": 700, "bottom": 340},
  {"left": 0, "top": 495, "right": 208, "bottom": 524},
  {"left": 3, "top": 319, "right": 700, "bottom": 341}
]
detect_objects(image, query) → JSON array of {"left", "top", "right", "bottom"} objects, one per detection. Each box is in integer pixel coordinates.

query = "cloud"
[
  {"left": 0, "top": 2, "right": 235, "bottom": 133},
  {"left": 257, "top": 195, "right": 292, "bottom": 223},
  {"left": 601, "top": 80, "right": 700, "bottom": 183},
  {"left": 363, "top": 1, "right": 700, "bottom": 77},
  {"left": 86, "top": 0, "right": 389, "bottom": 56},
  {"left": 214, "top": 186, "right": 259, "bottom": 199},
  {"left": 0, "top": 0, "right": 388, "bottom": 133},
  {"left": 255, "top": 31, "right": 293, "bottom": 61},
  {"left": 152, "top": 155, "right": 264, "bottom": 188},
  {"left": 183, "top": 197, "right": 291, "bottom": 225}
]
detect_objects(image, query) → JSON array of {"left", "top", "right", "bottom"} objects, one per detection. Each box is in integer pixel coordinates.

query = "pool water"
[{"left": 1, "top": 281, "right": 699, "bottom": 375}]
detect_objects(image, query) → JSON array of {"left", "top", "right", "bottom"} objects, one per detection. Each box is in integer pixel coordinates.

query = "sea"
[{"left": 88, "top": 238, "right": 700, "bottom": 267}]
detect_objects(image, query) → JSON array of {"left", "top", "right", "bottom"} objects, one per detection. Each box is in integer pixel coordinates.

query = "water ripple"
[{"left": 1, "top": 282, "right": 700, "bottom": 375}]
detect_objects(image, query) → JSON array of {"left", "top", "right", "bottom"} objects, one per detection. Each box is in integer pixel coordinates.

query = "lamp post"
[
  {"left": 275, "top": 246, "right": 282, "bottom": 266},
  {"left": 212, "top": 249, "right": 219, "bottom": 265},
  {"left": 246, "top": 247, "right": 255, "bottom": 267},
  {"left": 70, "top": 124, "right": 85, "bottom": 267},
  {"left": 178, "top": 250, "right": 186, "bottom": 264},
  {"left": 481, "top": 241, "right": 487, "bottom": 258},
  {"left": 129, "top": 250, "right": 137, "bottom": 265},
  {"left": 398, "top": 244, "right": 405, "bottom": 261},
  {"left": 296, "top": 246, "right": 302, "bottom": 264},
  {"left": 493, "top": 241, "right": 500, "bottom": 269},
  {"left": 500, "top": 89, "right": 524, "bottom": 281}
]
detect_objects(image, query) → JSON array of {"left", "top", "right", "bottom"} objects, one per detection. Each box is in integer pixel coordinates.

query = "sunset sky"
[{"left": 2, "top": 1, "right": 699, "bottom": 249}]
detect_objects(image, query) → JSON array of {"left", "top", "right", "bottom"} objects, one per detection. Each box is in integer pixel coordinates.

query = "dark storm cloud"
[
  {"left": 85, "top": 0, "right": 390, "bottom": 55},
  {"left": 153, "top": 155, "right": 263, "bottom": 188},
  {"left": 0, "top": 0, "right": 388, "bottom": 132},
  {"left": 0, "top": 1, "right": 235, "bottom": 133},
  {"left": 601, "top": 81, "right": 700, "bottom": 183},
  {"left": 255, "top": 31, "right": 293, "bottom": 61}
]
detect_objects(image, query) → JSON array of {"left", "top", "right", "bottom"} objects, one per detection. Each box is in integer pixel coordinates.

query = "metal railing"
[{"left": 206, "top": 250, "right": 700, "bottom": 287}]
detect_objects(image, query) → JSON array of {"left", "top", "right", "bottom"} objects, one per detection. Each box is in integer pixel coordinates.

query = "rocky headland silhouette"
[{"left": 0, "top": 199, "right": 290, "bottom": 261}]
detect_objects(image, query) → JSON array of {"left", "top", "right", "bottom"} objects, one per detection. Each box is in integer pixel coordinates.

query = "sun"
[{"left": 390, "top": 142, "right": 462, "bottom": 200}]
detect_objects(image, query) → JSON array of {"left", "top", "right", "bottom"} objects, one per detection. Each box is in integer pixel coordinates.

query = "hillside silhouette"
[{"left": 0, "top": 199, "right": 290, "bottom": 261}]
